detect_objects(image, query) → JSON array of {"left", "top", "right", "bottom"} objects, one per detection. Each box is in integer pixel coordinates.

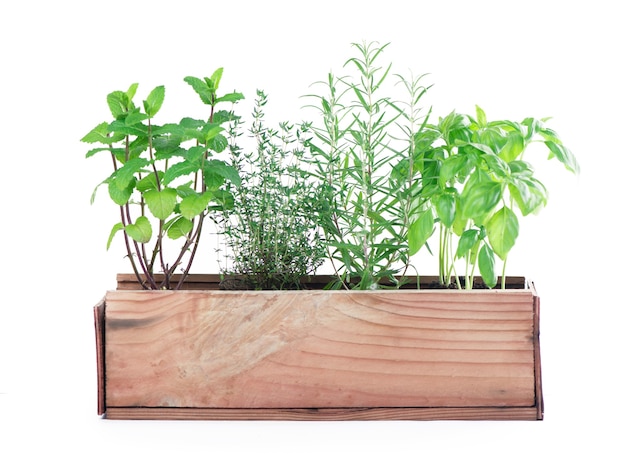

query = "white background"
[{"left": 1, "top": 1, "right": 624, "bottom": 465}]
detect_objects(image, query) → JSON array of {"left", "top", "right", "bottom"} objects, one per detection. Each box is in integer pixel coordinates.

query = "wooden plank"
[
  {"left": 93, "top": 298, "right": 106, "bottom": 416},
  {"left": 103, "top": 286, "right": 539, "bottom": 414},
  {"left": 104, "top": 406, "right": 541, "bottom": 421}
]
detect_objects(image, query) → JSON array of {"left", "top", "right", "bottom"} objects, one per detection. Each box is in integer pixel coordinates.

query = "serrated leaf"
[
  {"left": 143, "top": 188, "right": 178, "bottom": 219},
  {"left": 144, "top": 85, "right": 165, "bottom": 118},
  {"left": 163, "top": 160, "right": 199, "bottom": 185},
  {"left": 209, "top": 133, "right": 228, "bottom": 153},
  {"left": 107, "top": 177, "right": 135, "bottom": 205},
  {"left": 136, "top": 171, "right": 163, "bottom": 193},
  {"left": 125, "top": 216, "right": 152, "bottom": 243},
  {"left": 107, "top": 89, "right": 134, "bottom": 118},
  {"left": 203, "top": 160, "right": 241, "bottom": 187},
  {"left": 216, "top": 92, "right": 245, "bottom": 104},
  {"left": 184, "top": 76, "right": 214, "bottom": 105},
  {"left": 166, "top": 216, "right": 193, "bottom": 239},
  {"left": 81, "top": 122, "right": 111, "bottom": 144},
  {"left": 179, "top": 191, "right": 212, "bottom": 219}
]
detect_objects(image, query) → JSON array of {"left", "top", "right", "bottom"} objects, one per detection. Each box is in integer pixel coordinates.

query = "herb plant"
[
  {"left": 407, "top": 106, "right": 579, "bottom": 289},
  {"left": 215, "top": 90, "right": 325, "bottom": 290},
  {"left": 82, "top": 69, "right": 243, "bottom": 289},
  {"left": 304, "top": 41, "right": 432, "bottom": 290}
]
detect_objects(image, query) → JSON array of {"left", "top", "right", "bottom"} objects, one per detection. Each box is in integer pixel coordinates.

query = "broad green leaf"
[
  {"left": 508, "top": 177, "right": 547, "bottom": 215},
  {"left": 144, "top": 85, "right": 165, "bottom": 118},
  {"left": 486, "top": 206, "right": 519, "bottom": 260},
  {"left": 125, "top": 215, "right": 152, "bottom": 243},
  {"left": 461, "top": 180, "right": 503, "bottom": 220},
  {"left": 163, "top": 160, "right": 198, "bottom": 185},
  {"left": 456, "top": 228, "right": 480, "bottom": 259},
  {"left": 106, "top": 222, "right": 124, "bottom": 250},
  {"left": 482, "top": 154, "right": 510, "bottom": 178},
  {"left": 544, "top": 140, "right": 580, "bottom": 174},
  {"left": 125, "top": 109, "right": 149, "bottom": 126},
  {"left": 499, "top": 131, "right": 525, "bottom": 162},
  {"left": 209, "top": 133, "right": 228, "bottom": 153},
  {"left": 478, "top": 243, "right": 497, "bottom": 288},
  {"left": 115, "top": 158, "right": 149, "bottom": 190},
  {"left": 136, "top": 171, "right": 163, "bottom": 193},
  {"left": 107, "top": 90, "right": 131, "bottom": 118},
  {"left": 166, "top": 216, "right": 193, "bottom": 240},
  {"left": 408, "top": 208, "right": 434, "bottom": 256},
  {"left": 203, "top": 160, "right": 241, "bottom": 187},
  {"left": 434, "top": 192, "right": 456, "bottom": 228},
  {"left": 107, "top": 177, "right": 135, "bottom": 205},
  {"left": 143, "top": 188, "right": 178, "bottom": 220},
  {"left": 179, "top": 191, "right": 212, "bottom": 219}
]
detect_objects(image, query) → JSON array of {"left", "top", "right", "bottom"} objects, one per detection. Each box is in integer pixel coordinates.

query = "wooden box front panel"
[{"left": 101, "top": 287, "right": 539, "bottom": 414}]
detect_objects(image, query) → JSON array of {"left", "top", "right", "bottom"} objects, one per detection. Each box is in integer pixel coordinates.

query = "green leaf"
[
  {"left": 179, "top": 191, "right": 212, "bottom": 219},
  {"left": 143, "top": 188, "right": 178, "bottom": 220},
  {"left": 136, "top": 172, "right": 163, "bottom": 193},
  {"left": 106, "top": 91, "right": 128, "bottom": 119},
  {"left": 163, "top": 160, "right": 198, "bottom": 185},
  {"left": 461, "top": 180, "right": 503, "bottom": 221},
  {"left": 499, "top": 131, "right": 525, "bottom": 162},
  {"left": 144, "top": 85, "right": 165, "bottom": 118},
  {"left": 166, "top": 216, "right": 193, "bottom": 240},
  {"left": 456, "top": 228, "right": 480, "bottom": 259},
  {"left": 125, "top": 216, "right": 152, "bottom": 243},
  {"left": 107, "top": 176, "right": 135, "bottom": 205},
  {"left": 81, "top": 122, "right": 111, "bottom": 144},
  {"left": 508, "top": 177, "right": 547, "bottom": 215},
  {"left": 475, "top": 105, "right": 487, "bottom": 127},
  {"left": 434, "top": 192, "right": 456, "bottom": 228},
  {"left": 486, "top": 206, "right": 519, "bottom": 260},
  {"left": 210, "top": 67, "right": 223, "bottom": 90},
  {"left": 203, "top": 160, "right": 241, "bottom": 187},
  {"left": 184, "top": 76, "right": 214, "bottom": 105},
  {"left": 216, "top": 92, "right": 245, "bottom": 104},
  {"left": 478, "top": 243, "right": 497, "bottom": 288},
  {"left": 544, "top": 140, "right": 580, "bottom": 174},
  {"left": 106, "top": 222, "right": 124, "bottom": 250},
  {"left": 408, "top": 208, "right": 434, "bottom": 256}
]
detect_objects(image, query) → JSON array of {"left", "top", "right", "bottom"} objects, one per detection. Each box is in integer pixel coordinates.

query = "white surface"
[{"left": 1, "top": 1, "right": 623, "bottom": 465}]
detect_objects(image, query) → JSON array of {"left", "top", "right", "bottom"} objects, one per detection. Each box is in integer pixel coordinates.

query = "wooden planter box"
[{"left": 94, "top": 274, "right": 543, "bottom": 421}]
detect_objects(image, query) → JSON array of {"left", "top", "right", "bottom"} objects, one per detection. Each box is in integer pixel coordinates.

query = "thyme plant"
[
  {"left": 82, "top": 69, "right": 243, "bottom": 289},
  {"left": 215, "top": 90, "right": 325, "bottom": 290},
  {"left": 304, "top": 41, "right": 432, "bottom": 289}
]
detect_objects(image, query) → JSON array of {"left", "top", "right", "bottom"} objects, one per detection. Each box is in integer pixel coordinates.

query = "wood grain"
[{"left": 100, "top": 282, "right": 541, "bottom": 419}]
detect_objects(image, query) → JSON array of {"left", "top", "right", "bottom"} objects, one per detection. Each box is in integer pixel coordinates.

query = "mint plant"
[
  {"left": 215, "top": 90, "right": 325, "bottom": 290},
  {"left": 82, "top": 69, "right": 243, "bottom": 289},
  {"left": 407, "top": 106, "right": 579, "bottom": 288},
  {"left": 304, "top": 41, "right": 432, "bottom": 290}
]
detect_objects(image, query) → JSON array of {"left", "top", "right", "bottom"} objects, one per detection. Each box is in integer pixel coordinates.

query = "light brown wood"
[{"left": 98, "top": 277, "right": 542, "bottom": 420}]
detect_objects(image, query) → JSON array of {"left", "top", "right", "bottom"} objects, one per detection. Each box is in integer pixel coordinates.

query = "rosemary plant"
[{"left": 304, "top": 41, "right": 432, "bottom": 289}]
